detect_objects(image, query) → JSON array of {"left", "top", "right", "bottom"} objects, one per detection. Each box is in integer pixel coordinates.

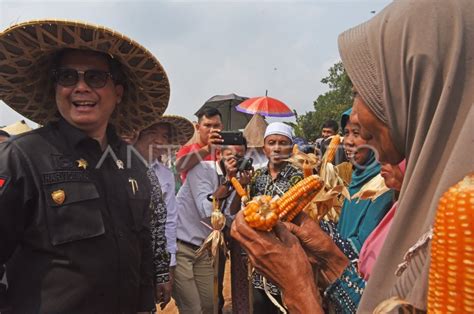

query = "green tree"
[{"left": 294, "top": 61, "right": 353, "bottom": 141}]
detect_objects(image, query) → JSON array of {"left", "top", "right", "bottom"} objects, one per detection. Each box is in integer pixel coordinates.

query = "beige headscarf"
[{"left": 338, "top": 0, "right": 474, "bottom": 311}]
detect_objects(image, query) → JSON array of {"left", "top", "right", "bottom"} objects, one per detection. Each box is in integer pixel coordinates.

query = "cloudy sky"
[{"left": 0, "top": 0, "right": 390, "bottom": 128}]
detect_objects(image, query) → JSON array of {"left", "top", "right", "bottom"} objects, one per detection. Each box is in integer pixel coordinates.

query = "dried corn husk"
[
  {"left": 335, "top": 161, "right": 353, "bottom": 186},
  {"left": 320, "top": 162, "right": 348, "bottom": 188},
  {"left": 351, "top": 174, "right": 389, "bottom": 202},
  {"left": 304, "top": 184, "right": 348, "bottom": 222},
  {"left": 196, "top": 198, "right": 227, "bottom": 265},
  {"left": 286, "top": 146, "right": 351, "bottom": 222},
  {"left": 286, "top": 144, "right": 320, "bottom": 177},
  {"left": 196, "top": 199, "right": 228, "bottom": 314}
]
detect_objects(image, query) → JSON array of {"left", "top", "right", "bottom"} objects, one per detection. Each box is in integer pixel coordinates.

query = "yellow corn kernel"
[{"left": 428, "top": 173, "right": 474, "bottom": 313}]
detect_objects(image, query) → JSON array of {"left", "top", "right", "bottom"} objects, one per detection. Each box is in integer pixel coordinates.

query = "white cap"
[{"left": 263, "top": 122, "right": 294, "bottom": 142}]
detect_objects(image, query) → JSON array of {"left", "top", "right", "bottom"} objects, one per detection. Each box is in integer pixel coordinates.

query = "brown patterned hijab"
[{"left": 338, "top": 0, "right": 474, "bottom": 311}]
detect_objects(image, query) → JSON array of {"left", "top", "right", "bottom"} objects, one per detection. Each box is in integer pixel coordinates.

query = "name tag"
[{"left": 42, "top": 171, "right": 91, "bottom": 185}]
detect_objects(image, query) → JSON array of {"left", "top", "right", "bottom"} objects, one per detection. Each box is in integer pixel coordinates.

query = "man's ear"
[{"left": 115, "top": 84, "right": 124, "bottom": 104}]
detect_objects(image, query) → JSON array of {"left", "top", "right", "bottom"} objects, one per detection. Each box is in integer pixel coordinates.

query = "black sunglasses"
[{"left": 52, "top": 68, "right": 113, "bottom": 88}]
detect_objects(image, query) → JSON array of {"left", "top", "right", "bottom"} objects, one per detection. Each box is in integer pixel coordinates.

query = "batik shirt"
[
  {"left": 320, "top": 220, "right": 364, "bottom": 313},
  {"left": 147, "top": 168, "right": 170, "bottom": 284},
  {"left": 249, "top": 163, "right": 303, "bottom": 295}
]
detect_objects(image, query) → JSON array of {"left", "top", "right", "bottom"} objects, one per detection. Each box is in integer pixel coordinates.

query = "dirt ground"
[{"left": 157, "top": 260, "right": 232, "bottom": 314}]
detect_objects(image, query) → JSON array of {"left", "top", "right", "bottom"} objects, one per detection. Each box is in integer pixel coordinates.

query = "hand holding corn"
[{"left": 232, "top": 175, "right": 323, "bottom": 231}]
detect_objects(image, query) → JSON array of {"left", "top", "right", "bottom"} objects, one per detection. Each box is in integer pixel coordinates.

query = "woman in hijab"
[
  {"left": 358, "top": 160, "right": 405, "bottom": 281},
  {"left": 339, "top": 0, "right": 473, "bottom": 310},
  {"left": 321, "top": 109, "right": 393, "bottom": 259},
  {"left": 317, "top": 109, "right": 393, "bottom": 312},
  {"left": 231, "top": 0, "right": 473, "bottom": 312},
  {"left": 322, "top": 159, "right": 405, "bottom": 313}
]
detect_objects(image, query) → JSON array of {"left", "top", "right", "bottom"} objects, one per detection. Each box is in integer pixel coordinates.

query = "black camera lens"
[{"left": 237, "top": 157, "right": 253, "bottom": 171}]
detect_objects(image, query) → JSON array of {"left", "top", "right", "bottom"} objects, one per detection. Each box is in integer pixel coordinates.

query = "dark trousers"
[{"left": 217, "top": 250, "right": 226, "bottom": 314}]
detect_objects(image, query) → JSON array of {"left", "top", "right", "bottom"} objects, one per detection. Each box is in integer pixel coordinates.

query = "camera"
[{"left": 236, "top": 157, "right": 253, "bottom": 171}]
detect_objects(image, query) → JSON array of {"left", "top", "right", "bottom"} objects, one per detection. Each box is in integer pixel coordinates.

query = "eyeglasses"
[{"left": 52, "top": 68, "right": 113, "bottom": 88}]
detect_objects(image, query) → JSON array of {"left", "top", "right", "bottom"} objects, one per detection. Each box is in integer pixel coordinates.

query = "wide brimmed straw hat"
[
  {"left": 0, "top": 19, "right": 170, "bottom": 133},
  {"left": 1, "top": 120, "right": 33, "bottom": 135},
  {"left": 142, "top": 115, "right": 195, "bottom": 146}
]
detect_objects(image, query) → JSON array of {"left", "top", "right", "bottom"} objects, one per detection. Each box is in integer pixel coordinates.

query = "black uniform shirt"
[{"left": 0, "top": 119, "right": 154, "bottom": 313}]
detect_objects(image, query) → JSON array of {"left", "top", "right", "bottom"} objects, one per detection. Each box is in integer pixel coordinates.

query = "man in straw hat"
[
  {"left": 133, "top": 115, "right": 195, "bottom": 310},
  {"left": 1, "top": 120, "right": 33, "bottom": 138},
  {"left": 0, "top": 20, "right": 169, "bottom": 313}
]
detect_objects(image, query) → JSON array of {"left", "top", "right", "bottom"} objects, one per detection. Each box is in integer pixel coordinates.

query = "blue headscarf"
[
  {"left": 337, "top": 108, "right": 393, "bottom": 254},
  {"left": 340, "top": 108, "right": 352, "bottom": 131}
]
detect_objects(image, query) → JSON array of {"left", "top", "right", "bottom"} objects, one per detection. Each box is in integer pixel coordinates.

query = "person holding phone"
[{"left": 175, "top": 108, "right": 224, "bottom": 182}]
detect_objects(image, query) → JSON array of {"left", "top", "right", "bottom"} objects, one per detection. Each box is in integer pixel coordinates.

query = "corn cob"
[
  {"left": 324, "top": 134, "right": 341, "bottom": 164},
  {"left": 211, "top": 209, "right": 226, "bottom": 230},
  {"left": 428, "top": 173, "right": 474, "bottom": 313},
  {"left": 244, "top": 195, "right": 279, "bottom": 231},
  {"left": 243, "top": 175, "right": 323, "bottom": 230},
  {"left": 276, "top": 175, "right": 323, "bottom": 221},
  {"left": 231, "top": 177, "right": 247, "bottom": 198}
]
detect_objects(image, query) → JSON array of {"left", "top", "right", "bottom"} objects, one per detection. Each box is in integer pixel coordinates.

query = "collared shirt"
[
  {"left": 250, "top": 162, "right": 303, "bottom": 198},
  {"left": 151, "top": 161, "right": 177, "bottom": 267},
  {"left": 176, "top": 143, "right": 215, "bottom": 182},
  {"left": 175, "top": 160, "right": 218, "bottom": 246},
  {"left": 0, "top": 119, "right": 154, "bottom": 313},
  {"left": 249, "top": 162, "right": 303, "bottom": 295}
]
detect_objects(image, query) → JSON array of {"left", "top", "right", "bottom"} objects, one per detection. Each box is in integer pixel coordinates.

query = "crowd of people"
[{"left": 0, "top": 0, "right": 473, "bottom": 313}]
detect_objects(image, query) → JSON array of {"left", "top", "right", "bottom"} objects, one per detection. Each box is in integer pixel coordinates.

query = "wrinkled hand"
[
  {"left": 155, "top": 269, "right": 174, "bottom": 310},
  {"left": 231, "top": 211, "right": 323, "bottom": 313},
  {"left": 284, "top": 213, "right": 349, "bottom": 286}
]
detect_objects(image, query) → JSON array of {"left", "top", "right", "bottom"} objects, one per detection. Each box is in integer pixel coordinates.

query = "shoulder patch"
[{"left": 0, "top": 176, "right": 10, "bottom": 189}]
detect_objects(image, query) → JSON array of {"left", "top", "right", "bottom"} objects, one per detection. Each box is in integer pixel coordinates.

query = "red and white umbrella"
[{"left": 236, "top": 92, "right": 294, "bottom": 117}]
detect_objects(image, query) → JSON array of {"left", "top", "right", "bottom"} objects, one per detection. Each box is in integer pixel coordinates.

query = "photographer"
[
  {"left": 173, "top": 138, "right": 249, "bottom": 313},
  {"left": 215, "top": 143, "right": 253, "bottom": 314},
  {"left": 217, "top": 149, "right": 253, "bottom": 215}
]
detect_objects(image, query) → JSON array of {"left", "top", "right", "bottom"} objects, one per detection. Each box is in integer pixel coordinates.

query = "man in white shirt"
[{"left": 173, "top": 142, "right": 251, "bottom": 314}]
